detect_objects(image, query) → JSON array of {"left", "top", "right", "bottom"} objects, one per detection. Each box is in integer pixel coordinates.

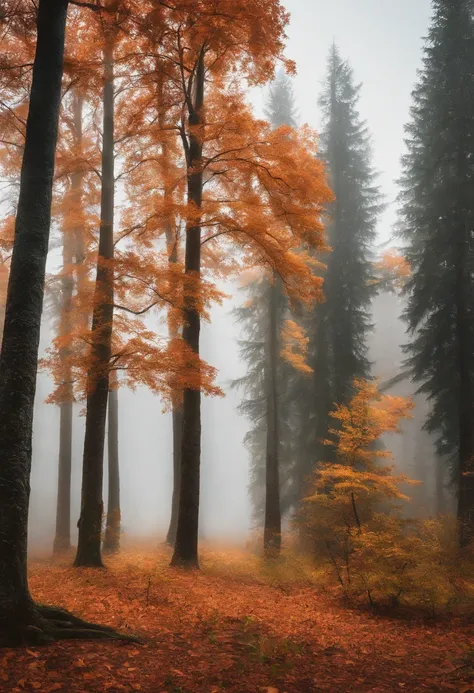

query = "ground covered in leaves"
[{"left": 2, "top": 542, "right": 474, "bottom": 692}]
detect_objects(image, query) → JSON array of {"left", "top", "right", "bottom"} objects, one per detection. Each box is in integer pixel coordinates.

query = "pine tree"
[
  {"left": 303, "top": 44, "right": 382, "bottom": 476},
  {"left": 398, "top": 0, "right": 474, "bottom": 545}
]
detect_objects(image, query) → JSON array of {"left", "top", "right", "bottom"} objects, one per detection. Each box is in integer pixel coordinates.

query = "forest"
[{"left": 1, "top": 0, "right": 474, "bottom": 691}]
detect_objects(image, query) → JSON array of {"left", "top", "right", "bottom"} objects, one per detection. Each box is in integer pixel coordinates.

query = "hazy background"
[{"left": 28, "top": 0, "right": 434, "bottom": 547}]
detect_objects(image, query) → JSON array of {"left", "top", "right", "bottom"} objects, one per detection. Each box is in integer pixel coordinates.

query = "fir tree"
[
  {"left": 398, "top": 0, "right": 474, "bottom": 544},
  {"left": 295, "top": 45, "right": 382, "bottom": 502}
]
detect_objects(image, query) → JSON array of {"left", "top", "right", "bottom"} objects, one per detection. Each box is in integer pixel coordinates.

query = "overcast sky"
[{"left": 254, "top": 0, "right": 433, "bottom": 243}]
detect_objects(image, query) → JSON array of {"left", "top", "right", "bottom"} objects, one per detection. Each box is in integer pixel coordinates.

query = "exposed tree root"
[{"left": 0, "top": 603, "right": 141, "bottom": 648}]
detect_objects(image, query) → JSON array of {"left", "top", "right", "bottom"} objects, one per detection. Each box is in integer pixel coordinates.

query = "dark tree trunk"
[
  {"left": 103, "top": 377, "right": 120, "bottom": 553},
  {"left": 75, "top": 37, "right": 115, "bottom": 568},
  {"left": 54, "top": 401, "right": 73, "bottom": 553},
  {"left": 0, "top": 0, "right": 69, "bottom": 643},
  {"left": 171, "top": 52, "right": 205, "bottom": 569},
  {"left": 263, "top": 276, "right": 281, "bottom": 557},
  {"left": 455, "top": 214, "right": 474, "bottom": 547},
  {"left": 54, "top": 93, "right": 83, "bottom": 555},
  {"left": 435, "top": 454, "right": 446, "bottom": 516}
]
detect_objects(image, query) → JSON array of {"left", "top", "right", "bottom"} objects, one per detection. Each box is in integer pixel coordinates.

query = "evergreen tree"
[
  {"left": 304, "top": 45, "right": 381, "bottom": 469},
  {"left": 398, "top": 0, "right": 474, "bottom": 544},
  {"left": 318, "top": 43, "right": 381, "bottom": 405}
]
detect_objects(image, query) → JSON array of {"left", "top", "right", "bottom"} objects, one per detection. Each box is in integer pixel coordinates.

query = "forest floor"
[{"left": 3, "top": 541, "right": 474, "bottom": 693}]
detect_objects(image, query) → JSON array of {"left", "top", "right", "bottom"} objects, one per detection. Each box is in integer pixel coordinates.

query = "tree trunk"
[
  {"left": 171, "top": 52, "right": 205, "bottom": 569},
  {"left": 165, "top": 222, "right": 182, "bottom": 547},
  {"left": 74, "top": 36, "right": 115, "bottom": 568},
  {"left": 53, "top": 93, "right": 84, "bottom": 555},
  {"left": 263, "top": 275, "right": 281, "bottom": 557},
  {"left": 0, "top": 0, "right": 69, "bottom": 643},
  {"left": 455, "top": 214, "right": 474, "bottom": 547},
  {"left": 166, "top": 406, "right": 183, "bottom": 547},
  {"left": 103, "top": 373, "right": 120, "bottom": 553},
  {"left": 435, "top": 454, "right": 446, "bottom": 515}
]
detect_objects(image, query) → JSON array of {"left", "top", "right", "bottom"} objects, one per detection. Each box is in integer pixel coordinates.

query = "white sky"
[{"left": 254, "top": 0, "right": 432, "bottom": 243}]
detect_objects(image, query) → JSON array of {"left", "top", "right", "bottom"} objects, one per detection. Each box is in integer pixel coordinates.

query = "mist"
[{"left": 24, "top": 0, "right": 438, "bottom": 550}]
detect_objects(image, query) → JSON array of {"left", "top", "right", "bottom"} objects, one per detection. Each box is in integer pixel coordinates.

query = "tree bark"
[
  {"left": 0, "top": 0, "right": 69, "bottom": 643},
  {"left": 263, "top": 275, "right": 282, "bottom": 557},
  {"left": 75, "top": 35, "right": 115, "bottom": 568},
  {"left": 435, "top": 454, "right": 446, "bottom": 516},
  {"left": 165, "top": 223, "right": 182, "bottom": 547},
  {"left": 171, "top": 51, "right": 205, "bottom": 569},
  {"left": 54, "top": 93, "right": 84, "bottom": 555},
  {"left": 103, "top": 373, "right": 120, "bottom": 553},
  {"left": 455, "top": 214, "right": 474, "bottom": 547}
]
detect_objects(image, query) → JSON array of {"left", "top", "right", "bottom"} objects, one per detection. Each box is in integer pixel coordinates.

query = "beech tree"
[
  {"left": 0, "top": 0, "right": 130, "bottom": 647},
  {"left": 136, "top": 0, "right": 333, "bottom": 568}
]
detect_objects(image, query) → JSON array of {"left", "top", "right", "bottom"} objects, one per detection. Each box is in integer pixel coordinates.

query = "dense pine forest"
[{"left": 1, "top": 1, "right": 474, "bottom": 691}]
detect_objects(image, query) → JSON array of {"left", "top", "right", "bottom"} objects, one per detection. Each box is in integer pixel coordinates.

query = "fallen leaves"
[{"left": 1, "top": 544, "right": 473, "bottom": 693}]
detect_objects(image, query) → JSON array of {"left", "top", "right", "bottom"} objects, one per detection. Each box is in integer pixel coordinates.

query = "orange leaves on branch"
[
  {"left": 371, "top": 249, "right": 411, "bottom": 292},
  {"left": 280, "top": 319, "right": 312, "bottom": 375},
  {"left": 325, "top": 378, "right": 414, "bottom": 468}
]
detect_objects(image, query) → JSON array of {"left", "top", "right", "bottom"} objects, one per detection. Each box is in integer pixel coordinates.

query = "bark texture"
[
  {"left": 54, "top": 93, "right": 84, "bottom": 555},
  {"left": 171, "top": 51, "right": 205, "bottom": 569},
  {"left": 0, "top": 0, "right": 128, "bottom": 646},
  {"left": 263, "top": 276, "right": 282, "bottom": 557},
  {"left": 103, "top": 378, "right": 120, "bottom": 553},
  {"left": 75, "top": 36, "right": 115, "bottom": 568}
]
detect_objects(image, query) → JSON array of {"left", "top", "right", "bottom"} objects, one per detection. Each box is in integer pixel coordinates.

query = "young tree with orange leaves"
[{"left": 299, "top": 379, "right": 416, "bottom": 600}]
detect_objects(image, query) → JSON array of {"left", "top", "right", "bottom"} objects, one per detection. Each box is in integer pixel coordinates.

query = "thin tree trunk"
[
  {"left": 435, "top": 454, "right": 446, "bottom": 515},
  {"left": 103, "top": 372, "right": 120, "bottom": 553},
  {"left": 0, "top": 0, "right": 68, "bottom": 642},
  {"left": 263, "top": 275, "right": 281, "bottom": 557},
  {"left": 171, "top": 51, "right": 205, "bottom": 569},
  {"left": 54, "top": 93, "right": 84, "bottom": 555},
  {"left": 74, "top": 36, "right": 115, "bottom": 568}
]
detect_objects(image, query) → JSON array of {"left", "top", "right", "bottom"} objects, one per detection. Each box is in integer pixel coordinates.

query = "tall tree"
[
  {"left": 305, "top": 44, "right": 381, "bottom": 468},
  {"left": 233, "top": 73, "right": 301, "bottom": 552},
  {"left": 53, "top": 91, "right": 85, "bottom": 554},
  {"left": 74, "top": 12, "right": 116, "bottom": 568},
  {"left": 398, "top": 0, "right": 474, "bottom": 545},
  {"left": 154, "top": 0, "right": 332, "bottom": 568},
  {"left": 0, "top": 0, "right": 127, "bottom": 646}
]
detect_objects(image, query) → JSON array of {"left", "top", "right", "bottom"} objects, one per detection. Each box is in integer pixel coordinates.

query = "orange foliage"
[
  {"left": 371, "top": 248, "right": 411, "bottom": 292},
  {"left": 2, "top": 546, "right": 473, "bottom": 692}
]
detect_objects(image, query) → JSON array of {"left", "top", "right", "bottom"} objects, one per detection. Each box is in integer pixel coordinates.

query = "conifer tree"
[
  {"left": 303, "top": 44, "right": 382, "bottom": 474},
  {"left": 398, "top": 0, "right": 474, "bottom": 544}
]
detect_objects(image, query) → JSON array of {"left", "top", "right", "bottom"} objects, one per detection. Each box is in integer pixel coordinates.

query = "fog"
[{"left": 28, "top": 0, "right": 437, "bottom": 548}]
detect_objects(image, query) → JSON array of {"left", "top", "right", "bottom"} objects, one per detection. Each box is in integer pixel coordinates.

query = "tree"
[
  {"left": 398, "top": 0, "right": 474, "bottom": 545},
  {"left": 53, "top": 91, "right": 86, "bottom": 554},
  {"left": 74, "top": 7, "right": 117, "bottom": 568},
  {"left": 309, "top": 43, "right": 382, "bottom": 452},
  {"left": 0, "top": 0, "right": 130, "bottom": 647},
  {"left": 233, "top": 73, "right": 303, "bottom": 552},
  {"left": 143, "top": 0, "right": 333, "bottom": 568},
  {"left": 299, "top": 379, "right": 415, "bottom": 599}
]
